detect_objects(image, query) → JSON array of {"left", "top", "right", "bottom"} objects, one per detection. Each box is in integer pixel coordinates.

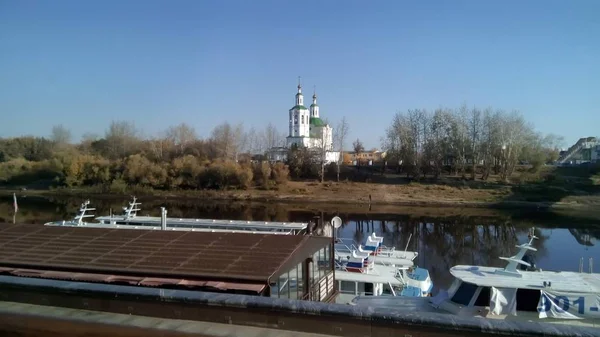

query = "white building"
[{"left": 285, "top": 82, "right": 338, "bottom": 163}]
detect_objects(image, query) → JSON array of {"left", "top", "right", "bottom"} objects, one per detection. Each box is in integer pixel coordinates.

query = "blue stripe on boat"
[{"left": 347, "top": 262, "right": 363, "bottom": 268}]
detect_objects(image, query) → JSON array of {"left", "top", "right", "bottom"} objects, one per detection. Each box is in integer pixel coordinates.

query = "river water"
[{"left": 1, "top": 195, "right": 599, "bottom": 293}]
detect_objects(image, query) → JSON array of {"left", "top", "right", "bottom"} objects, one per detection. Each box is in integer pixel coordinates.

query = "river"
[{"left": 1, "top": 194, "right": 599, "bottom": 293}]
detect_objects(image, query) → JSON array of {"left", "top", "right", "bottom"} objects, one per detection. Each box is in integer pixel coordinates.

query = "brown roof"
[{"left": 0, "top": 224, "right": 331, "bottom": 284}]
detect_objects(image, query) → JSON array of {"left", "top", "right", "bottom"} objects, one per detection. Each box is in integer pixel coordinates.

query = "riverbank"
[{"left": 2, "top": 179, "right": 599, "bottom": 210}]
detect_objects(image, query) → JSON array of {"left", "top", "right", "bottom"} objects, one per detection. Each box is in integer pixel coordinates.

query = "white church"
[{"left": 267, "top": 81, "right": 339, "bottom": 163}]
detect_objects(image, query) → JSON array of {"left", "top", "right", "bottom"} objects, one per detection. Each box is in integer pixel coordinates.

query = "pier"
[{"left": 0, "top": 275, "right": 597, "bottom": 337}]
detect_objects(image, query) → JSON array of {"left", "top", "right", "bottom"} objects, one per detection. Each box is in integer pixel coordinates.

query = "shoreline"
[{"left": 2, "top": 181, "right": 599, "bottom": 212}]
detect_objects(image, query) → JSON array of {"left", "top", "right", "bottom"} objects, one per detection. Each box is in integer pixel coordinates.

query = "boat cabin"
[{"left": 433, "top": 231, "right": 600, "bottom": 323}]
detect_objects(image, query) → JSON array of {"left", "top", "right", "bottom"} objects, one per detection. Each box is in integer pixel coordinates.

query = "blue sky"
[{"left": 1, "top": 0, "right": 598, "bottom": 149}]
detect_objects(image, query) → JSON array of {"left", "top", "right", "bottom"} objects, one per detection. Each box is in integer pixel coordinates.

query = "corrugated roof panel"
[{"left": 0, "top": 224, "right": 312, "bottom": 282}]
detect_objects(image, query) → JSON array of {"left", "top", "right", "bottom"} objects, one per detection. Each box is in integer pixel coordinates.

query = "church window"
[{"left": 301, "top": 116, "right": 304, "bottom": 124}]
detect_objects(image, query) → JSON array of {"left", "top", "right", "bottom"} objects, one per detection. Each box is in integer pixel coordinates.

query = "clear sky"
[{"left": 1, "top": 0, "right": 598, "bottom": 149}]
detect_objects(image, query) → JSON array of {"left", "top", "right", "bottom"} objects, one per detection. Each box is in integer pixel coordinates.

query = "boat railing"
[{"left": 579, "top": 257, "right": 594, "bottom": 273}]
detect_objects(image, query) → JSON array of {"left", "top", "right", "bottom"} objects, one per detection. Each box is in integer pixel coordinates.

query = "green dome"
[
  {"left": 291, "top": 105, "right": 307, "bottom": 110},
  {"left": 310, "top": 103, "right": 318, "bottom": 107},
  {"left": 310, "top": 117, "right": 326, "bottom": 126}
]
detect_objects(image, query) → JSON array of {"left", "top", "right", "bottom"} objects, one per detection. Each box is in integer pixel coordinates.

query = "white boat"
[
  {"left": 350, "top": 228, "right": 600, "bottom": 328},
  {"left": 334, "top": 234, "right": 433, "bottom": 304},
  {"left": 46, "top": 197, "right": 308, "bottom": 235},
  {"left": 335, "top": 233, "right": 418, "bottom": 266}
]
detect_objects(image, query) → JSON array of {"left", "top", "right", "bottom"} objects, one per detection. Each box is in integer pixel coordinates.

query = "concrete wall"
[{"left": 0, "top": 275, "right": 596, "bottom": 337}]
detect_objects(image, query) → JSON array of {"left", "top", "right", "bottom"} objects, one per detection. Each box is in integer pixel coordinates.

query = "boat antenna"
[{"left": 403, "top": 233, "right": 413, "bottom": 259}]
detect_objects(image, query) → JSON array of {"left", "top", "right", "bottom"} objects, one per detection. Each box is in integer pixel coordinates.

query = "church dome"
[{"left": 309, "top": 117, "right": 326, "bottom": 127}]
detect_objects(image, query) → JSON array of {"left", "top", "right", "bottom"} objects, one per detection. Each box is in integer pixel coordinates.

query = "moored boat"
[
  {"left": 334, "top": 234, "right": 433, "bottom": 304},
  {"left": 46, "top": 197, "right": 308, "bottom": 235},
  {"left": 350, "top": 228, "right": 600, "bottom": 328}
]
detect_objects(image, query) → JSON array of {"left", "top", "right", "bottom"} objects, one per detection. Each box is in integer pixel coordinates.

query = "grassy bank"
[{"left": 3, "top": 177, "right": 599, "bottom": 210}]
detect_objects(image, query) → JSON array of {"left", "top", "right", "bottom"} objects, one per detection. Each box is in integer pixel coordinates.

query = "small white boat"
[
  {"left": 335, "top": 233, "right": 418, "bottom": 266},
  {"left": 334, "top": 234, "right": 433, "bottom": 304}
]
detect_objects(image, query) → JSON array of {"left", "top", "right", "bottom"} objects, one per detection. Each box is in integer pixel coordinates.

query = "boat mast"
[
  {"left": 123, "top": 196, "right": 141, "bottom": 219},
  {"left": 74, "top": 200, "right": 95, "bottom": 226},
  {"left": 496, "top": 227, "right": 538, "bottom": 277}
]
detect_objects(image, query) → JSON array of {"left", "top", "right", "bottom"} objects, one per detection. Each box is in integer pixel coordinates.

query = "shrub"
[
  {"left": 271, "top": 162, "right": 289, "bottom": 185},
  {"left": 253, "top": 162, "right": 271, "bottom": 188}
]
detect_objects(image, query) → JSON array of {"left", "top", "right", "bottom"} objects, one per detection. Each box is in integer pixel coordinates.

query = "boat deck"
[
  {"left": 450, "top": 265, "right": 600, "bottom": 293},
  {"left": 52, "top": 216, "right": 308, "bottom": 233},
  {"left": 335, "top": 265, "right": 404, "bottom": 286}
]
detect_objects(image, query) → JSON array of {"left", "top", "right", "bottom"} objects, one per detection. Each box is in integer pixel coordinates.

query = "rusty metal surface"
[
  {"left": 0, "top": 223, "right": 310, "bottom": 282},
  {"left": 0, "top": 266, "right": 266, "bottom": 293}
]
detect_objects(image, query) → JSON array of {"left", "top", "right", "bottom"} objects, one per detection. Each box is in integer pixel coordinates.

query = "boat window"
[
  {"left": 287, "top": 264, "right": 300, "bottom": 300},
  {"left": 279, "top": 273, "right": 289, "bottom": 298},
  {"left": 474, "top": 286, "right": 490, "bottom": 307},
  {"left": 339, "top": 281, "right": 356, "bottom": 294},
  {"left": 364, "top": 282, "right": 374, "bottom": 296},
  {"left": 270, "top": 282, "right": 278, "bottom": 298},
  {"left": 382, "top": 283, "right": 394, "bottom": 295},
  {"left": 451, "top": 282, "right": 478, "bottom": 306},
  {"left": 297, "top": 262, "right": 304, "bottom": 299},
  {"left": 516, "top": 288, "right": 541, "bottom": 312}
]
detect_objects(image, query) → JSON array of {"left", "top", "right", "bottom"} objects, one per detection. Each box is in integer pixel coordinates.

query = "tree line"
[
  {"left": 0, "top": 122, "right": 297, "bottom": 191},
  {"left": 382, "top": 105, "right": 564, "bottom": 181},
  {"left": 0, "top": 105, "right": 568, "bottom": 191}
]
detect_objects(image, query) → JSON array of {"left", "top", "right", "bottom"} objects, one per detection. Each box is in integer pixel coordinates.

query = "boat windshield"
[{"left": 450, "top": 281, "right": 478, "bottom": 306}]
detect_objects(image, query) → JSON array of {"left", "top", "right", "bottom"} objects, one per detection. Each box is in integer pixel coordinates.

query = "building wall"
[
  {"left": 344, "top": 151, "right": 387, "bottom": 164},
  {"left": 266, "top": 147, "right": 288, "bottom": 162},
  {"left": 269, "top": 244, "right": 334, "bottom": 302},
  {"left": 287, "top": 136, "right": 311, "bottom": 149},
  {"left": 289, "top": 108, "right": 310, "bottom": 138},
  {"left": 325, "top": 151, "right": 340, "bottom": 164}
]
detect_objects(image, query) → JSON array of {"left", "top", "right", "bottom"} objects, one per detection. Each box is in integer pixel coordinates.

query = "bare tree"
[
  {"left": 147, "top": 137, "right": 173, "bottom": 162},
  {"left": 467, "top": 107, "right": 482, "bottom": 180},
  {"left": 105, "top": 121, "right": 139, "bottom": 159},
  {"left": 425, "top": 109, "right": 453, "bottom": 179},
  {"left": 334, "top": 117, "right": 350, "bottom": 181},
  {"left": 165, "top": 123, "right": 197, "bottom": 156},
  {"left": 262, "top": 123, "right": 285, "bottom": 152},
  {"left": 233, "top": 123, "right": 246, "bottom": 161},
  {"left": 318, "top": 126, "right": 333, "bottom": 183},
  {"left": 542, "top": 134, "right": 565, "bottom": 163},
  {"left": 451, "top": 105, "right": 469, "bottom": 178},
  {"left": 353, "top": 138, "right": 364, "bottom": 156},
  {"left": 78, "top": 132, "right": 99, "bottom": 154},
  {"left": 210, "top": 122, "right": 245, "bottom": 161},
  {"left": 498, "top": 111, "right": 528, "bottom": 181},
  {"left": 51, "top": 124, "right": 72, "bottom": 145},
  {"left": 480, "top": 109, "right": 501, "bottom": 180},
  {"left": 245, "top": 127, "right": 260, "bottom": 155}
]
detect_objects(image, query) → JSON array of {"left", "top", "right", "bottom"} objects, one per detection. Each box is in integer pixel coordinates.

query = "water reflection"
[{"left": 1, "top": 195, "right": 599, "bottom": 293}]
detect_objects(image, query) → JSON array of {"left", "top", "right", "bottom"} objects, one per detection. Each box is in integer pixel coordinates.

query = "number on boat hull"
[{"left": 537, "top": 290, "right": 600, "bottom": 319}]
